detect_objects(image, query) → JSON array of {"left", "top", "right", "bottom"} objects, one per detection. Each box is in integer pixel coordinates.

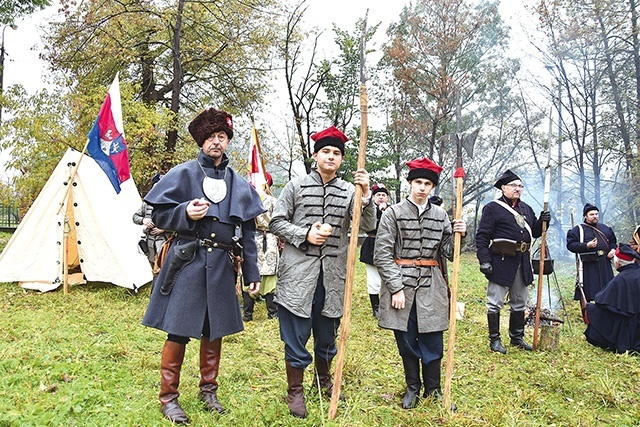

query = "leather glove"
[
  {"left": 479, "top": 262, "right": 493, "bottom": 275},
  {"left": 539, "top": 210, "right": 551, "bottom": 223}
]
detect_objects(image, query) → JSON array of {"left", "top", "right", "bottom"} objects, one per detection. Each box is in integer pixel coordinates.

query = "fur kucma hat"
[{"left": 188, "top": 108, "right": 234, "bottom": 147}]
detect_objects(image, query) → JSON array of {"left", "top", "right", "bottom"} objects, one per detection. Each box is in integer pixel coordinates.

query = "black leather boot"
[
  {"left": 422, "top": 360, "right": 441, "bottom": 398},
  {"left": 242, "top": 291, "right": 254, "bottom": 321},
  {"left": 509, "top": 311, "right": 533, "bottom": 350},
  {"left": 265, "top": 293, "right": 278, "bottom": 319},
  {"left": 369, "top": 294, "right": 380, "bottom": 318},
  {"left": 401, "top": 357, "right": 421, "bottom": 409},
  {"left": 488, "top": 312, "right": 507, "bottom": 354}
]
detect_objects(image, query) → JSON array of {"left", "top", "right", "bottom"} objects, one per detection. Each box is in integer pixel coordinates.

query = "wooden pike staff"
[
  {"left": 328, "top": 11, "right": 368, "bottom": 420},
  {"left": 443, "top": 130, "right": 476, "bottom": 411},
  {"left": 532, "top": 110, "right": 553, "bottom": 350}
]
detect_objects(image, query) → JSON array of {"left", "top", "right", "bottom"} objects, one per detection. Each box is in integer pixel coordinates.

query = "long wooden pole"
[
  {"left": 533, "top": 110, "right": 553, "bottom": 350},
  {"left": 443, "top": 167, "right": 464, "bottom": 411},
  {"left": 329, "top": 13, "right": 368, "bottom": 419}
]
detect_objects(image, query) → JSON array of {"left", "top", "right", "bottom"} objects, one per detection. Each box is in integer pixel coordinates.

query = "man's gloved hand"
[
  {"left": 479, "top": 262, "right": 493, "bottom": 275},
  {"left": 539, "top": 210, "right": 551, "bottom": 223}
]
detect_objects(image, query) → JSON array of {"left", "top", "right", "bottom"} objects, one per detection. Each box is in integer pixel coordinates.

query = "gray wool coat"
[
  {"left": 374, "top": 199, "right": 454, "bottom": 333},
  {"left": 269, "top": 170, "right": 376, "bottom": 319}
]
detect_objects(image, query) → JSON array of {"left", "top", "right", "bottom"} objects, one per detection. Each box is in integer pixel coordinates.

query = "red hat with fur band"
[
  {"left": 188, "top": 108, "right": 234, "bottom": 147},
  {"left": 406, "top": 157, "right": 443, "bottom": 185},
  {"left": 311, "top": 126, "right": 348, "bottom": 155}
]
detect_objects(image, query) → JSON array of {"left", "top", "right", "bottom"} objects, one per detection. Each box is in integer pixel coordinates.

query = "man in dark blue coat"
[
  {"left": 585, "top": 244, "right": 640, "bottom": 353},
  {"left": 566, "top": 203, "right": 616, "bottom": 301},
  {"left": 476, "top": 170, "right": 550, "bottom": 354},
  {"left": 142, "top": 108, "right": 264, "bottom": 424}
]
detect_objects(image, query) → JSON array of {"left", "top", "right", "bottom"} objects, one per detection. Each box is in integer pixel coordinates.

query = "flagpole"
[{"left": 328, "top": 10, "right": 368, "bottom": 420}]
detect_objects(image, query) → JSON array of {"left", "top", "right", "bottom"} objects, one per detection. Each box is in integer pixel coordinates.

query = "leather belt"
[
  {"left": 395, "top": 259, "right": 439, "bottom": 267},
  {"left": 178, "top": 234, "right": 234, "bottom": 251}
]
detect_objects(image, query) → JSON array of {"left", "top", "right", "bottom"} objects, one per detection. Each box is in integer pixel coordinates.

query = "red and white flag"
[{"left": 248, "top": 126, "right": 268, "bottom": 197}]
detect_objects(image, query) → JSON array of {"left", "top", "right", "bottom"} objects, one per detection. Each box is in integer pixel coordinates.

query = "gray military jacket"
[
  {"left": 270, "top": 170, "right": 376, "bottom": 318},
  {"left": 374, "top": 198, "right": 454, "bottom": 333}
]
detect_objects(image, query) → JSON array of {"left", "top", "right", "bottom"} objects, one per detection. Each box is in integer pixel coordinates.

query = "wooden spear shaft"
[
  {"left": 443, "top": 169, "right": 464, "bottom": 410},
  {"left": 533, "top": 111, "right": 553, "bottom": 349},
  {"left": 328, "top": 83, "right": 368, "bottom": 419}
]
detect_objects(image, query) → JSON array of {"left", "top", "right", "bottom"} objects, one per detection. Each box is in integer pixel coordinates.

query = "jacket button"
[
  {"left": 208, "top": 248, "right": 213, "bottom": 252},
  {"left": 210, "top": 233, "right": 216, "bottom": 238}
]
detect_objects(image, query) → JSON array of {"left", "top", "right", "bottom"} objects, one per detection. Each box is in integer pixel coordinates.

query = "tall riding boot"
[
  {"left": 401, "top": 357, "right": 421, "bottom": 409},
  {"left": 369, "top": 294, "right": 380, "bottom": 318},
  {"left": 422, "top": 360, "right": 442, "bottom": 399},
  {"left": 199, "top": 337, "right": 226, "bottom": 413},
  {"left": 285, "top": 361, "right": 307, "bottom": 418},
  {"left": 159, "top": 340, "right": 190, "bottom": 424},
  {"left": 509, "top": 311, "right": 533, "bottom": 351},
  {"left": 488, "top": 312, "right": 507, "bottom": 354},
  {"left": 242, "top": 291, "right": 255, "bottom": 321},
  {"left": 265, "top": 293, "right": 278, "bottom": 319}
]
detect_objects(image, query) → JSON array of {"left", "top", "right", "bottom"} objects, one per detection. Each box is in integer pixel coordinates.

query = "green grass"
[{"left": 0, "top": 230, "right": 638, "bottom": 426}]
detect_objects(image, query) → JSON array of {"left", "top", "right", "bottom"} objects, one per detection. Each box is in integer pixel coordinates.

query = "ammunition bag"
[{"left": 579, "top": 251, "right": 598, "bottom": 263}]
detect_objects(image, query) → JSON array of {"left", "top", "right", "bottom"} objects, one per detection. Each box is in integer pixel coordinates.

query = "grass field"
[{"left": 0, "top": 230, "right": 638, "bottom": 426}]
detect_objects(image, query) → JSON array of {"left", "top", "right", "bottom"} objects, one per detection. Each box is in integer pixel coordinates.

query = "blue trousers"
[
  {"left": 393, "top": 299, "right": 443, "bottom": 364},
  {"left": 278, "top": 274, "right": 340, "bottom": 369}
]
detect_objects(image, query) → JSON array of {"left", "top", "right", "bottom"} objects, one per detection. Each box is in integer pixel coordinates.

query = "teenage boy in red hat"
[
  {"left": 373, "top": 157, "right": 466, "bottom": 409},
  {"left": 269, "top": 125, "right": 376, "bottom": 418}
]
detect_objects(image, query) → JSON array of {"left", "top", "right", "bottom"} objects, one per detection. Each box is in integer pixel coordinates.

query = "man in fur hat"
[
  {"left": 584, "top": 243, "right": 640, "bottom": 353},
  {"left": 374, "top": 157, "right": 466, "bottom": 410},
  {"left": 142, "top": 108, "right": 264, "bottom": 424},
  {"left": 269, "top": 125, "right": 375, "bottom": 418},
  {"left": 475, "top": 169, "right": 550, "bottom": 354},
  {"left": 566, "top": 203, "right": 616, "bottom": 301}
]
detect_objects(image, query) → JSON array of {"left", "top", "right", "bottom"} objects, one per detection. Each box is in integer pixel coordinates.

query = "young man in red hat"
[
  {"left": 269, "top": 125, "right": 376, "bottom": 418},
  {"left": 373, "top": 157, "right": 466, "bottom": 409},
  {"left": 143, "top": 108, "right": 264, "bottom": 424},
  {"left": 584, "top": 243, "right": 640, "bottom": 353}
]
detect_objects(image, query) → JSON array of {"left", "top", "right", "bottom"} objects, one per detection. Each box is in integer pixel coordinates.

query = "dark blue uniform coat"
[
  {"left": 142, "top": 152, "right": 264, "bottom": 341},
  {"left": 566, "top": 222, "right": 616, "bottom": 301},
  {"left": 475, "top": 196, "right": 543, "bottom": 288},
  {"left": 584, "top": 263, "right": 640, "bottom": 353}
]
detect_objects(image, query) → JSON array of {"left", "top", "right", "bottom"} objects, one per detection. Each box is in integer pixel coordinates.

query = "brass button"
[
  {"left": 213, "top": 243, "right": 218, "bottom": 247},
  {"left": 213, "top": 217, "right": 218, "bottom": 221},
  {"left": 207, "top": 248, "right": 212, "bottom": 253},
  {"left": 210, "top": 233, "right": 216, "bottom": 238}
]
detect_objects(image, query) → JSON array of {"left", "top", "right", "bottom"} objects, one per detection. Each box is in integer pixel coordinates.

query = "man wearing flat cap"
[
  {"left": 566, "top": 203, "right": 616, "bottom": 303},
  {"left": 269, "top": 125, "right": 375, "bottom": 418},
  {"left": 374, "top": 157, "right": 466, "bottom": 409},
  {"left": 475, "top": 169, "right": 550, "bottom": 354},
  {"left": 360, "top": 182, "right": 391, "bottom": 318},
  {"left": 584, "top": 244, "right": 640, "bottom": 353},
  {"left": 142, "top": 108, "right": 264, "bottom": 423}
]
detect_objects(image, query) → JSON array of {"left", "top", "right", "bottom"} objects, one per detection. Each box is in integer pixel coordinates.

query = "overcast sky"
[{"left": 3, "top": 1, "right": 539, "bottom": 94}]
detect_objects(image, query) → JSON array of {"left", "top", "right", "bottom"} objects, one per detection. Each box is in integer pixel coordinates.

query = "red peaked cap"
[
  {"left": 311, "top": 126, "right": 348, "bottom": 155},
  {"left": 406, "top": 157, "right": 443, "bottom": 185},
  {"left": 615, "top": 243, "right": 640, "bottom": 261}
]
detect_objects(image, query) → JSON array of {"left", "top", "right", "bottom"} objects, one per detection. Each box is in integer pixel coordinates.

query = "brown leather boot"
[
  {"left": 312, "top": 357, "right": 344, "bottom": 400},
  {"left": 199, "top": 337, "right": 226, "bottom": 413},
  {"left": 159, "top": 340, "right": 190, "bottom": 424},
  {"left": 285, "top": 361, "right": 307, "bottom": 418}
]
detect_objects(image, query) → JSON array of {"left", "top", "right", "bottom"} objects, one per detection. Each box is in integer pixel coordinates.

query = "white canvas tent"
[{"left": 0, "top": 148, "right": 153, "bottom": 292}]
